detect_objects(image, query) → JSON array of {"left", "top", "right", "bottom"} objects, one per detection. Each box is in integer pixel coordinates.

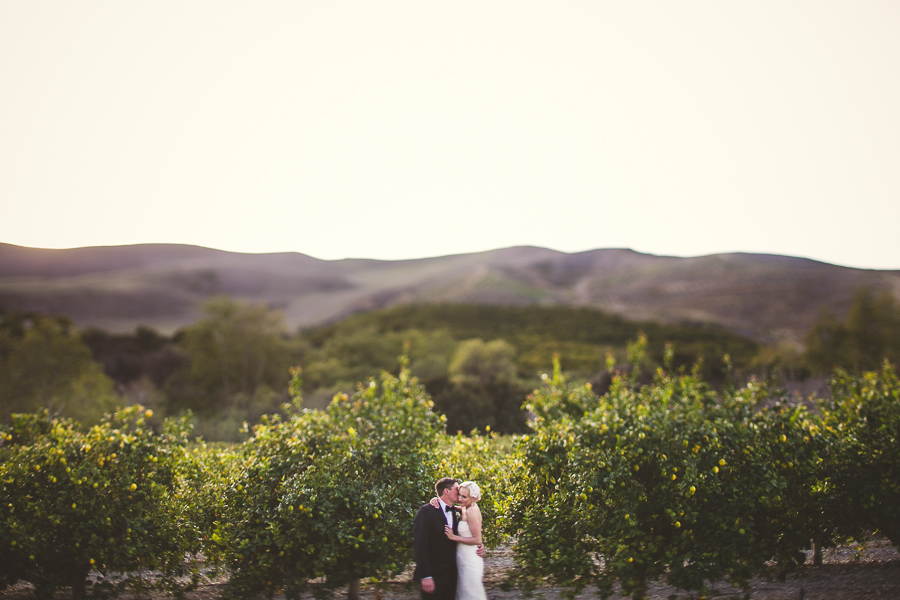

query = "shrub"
[
  {"left": 211, "top": 364, "right": 445, "bottom": 599},
  {"left": 503, "top": 348, "right": 825, "bottom": 599},
  {"left": 440, "top": 430, "right": 516, "bottom": 548},
  {"left": 0, "top": 407, "right": 199, "bottom": 598},
  {"left": 819, "top": 362, "right": 900, "bottom": 545}
]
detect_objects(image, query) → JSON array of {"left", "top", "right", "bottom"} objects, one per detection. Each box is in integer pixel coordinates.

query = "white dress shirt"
[{"left": 438, "top": 498, "right": 454, "bottom": 529}]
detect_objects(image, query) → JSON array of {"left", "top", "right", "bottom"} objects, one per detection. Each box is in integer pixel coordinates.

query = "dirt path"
[{"left": 4, "top": 541, "right": 898, "bottom": 600}]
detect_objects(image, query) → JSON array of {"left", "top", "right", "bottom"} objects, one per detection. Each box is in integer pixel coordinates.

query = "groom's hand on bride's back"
[{"left": 476, "top": 544, "right": 485, "bottom": 558}]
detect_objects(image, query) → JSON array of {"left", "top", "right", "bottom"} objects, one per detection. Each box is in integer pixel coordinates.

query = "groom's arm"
[{"left": 413, "top": 506, "right": 433, "bottom": 583}]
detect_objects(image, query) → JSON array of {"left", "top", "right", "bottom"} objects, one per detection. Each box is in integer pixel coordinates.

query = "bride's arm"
[{"left": 444, "top": 505, "right": 483, "bottom": 546}]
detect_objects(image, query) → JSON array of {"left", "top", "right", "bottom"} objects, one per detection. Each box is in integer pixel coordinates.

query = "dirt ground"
[{"left": 3, "top": 540, "right": 898, "bottom": 600}]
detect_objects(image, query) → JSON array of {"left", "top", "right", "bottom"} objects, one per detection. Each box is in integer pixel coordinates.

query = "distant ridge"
[{"left": 1, "top": 242, "right": 898, "bottom": 342}]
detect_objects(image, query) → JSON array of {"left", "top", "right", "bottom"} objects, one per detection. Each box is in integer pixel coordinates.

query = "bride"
[{"left": 431, "top": 481, "right": 487, "bottom": 600}]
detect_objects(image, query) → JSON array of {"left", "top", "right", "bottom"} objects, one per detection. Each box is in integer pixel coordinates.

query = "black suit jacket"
[{"left": 413, "top": 502, "right": 459, "bottom": 591}]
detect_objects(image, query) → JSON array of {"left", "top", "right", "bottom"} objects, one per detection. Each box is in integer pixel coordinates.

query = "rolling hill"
[{"left": 1, "top": 242, "right": 898, "bottom": 343}]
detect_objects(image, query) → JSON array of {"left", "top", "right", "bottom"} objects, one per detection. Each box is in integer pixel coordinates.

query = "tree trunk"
[
  {"left": 631, "top": 577, "right": 647, "bottom": 600},
  {"left": 348, "top": 578, "right": 361, "bottom": 600},
  {"left": 252, "top": 352, "right": 267, "bottom": 404},
  {"left": 71, "top": 569, "right": 89, "bottom": 600},
  {"left": 813, "top": 539, "right": 823, "bottom": 566},
  {"left": 33, "top": 582, "right": 55, "bottom": 600}
]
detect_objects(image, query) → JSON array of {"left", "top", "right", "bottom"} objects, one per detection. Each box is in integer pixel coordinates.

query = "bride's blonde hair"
[{"left": 459, "top": 480, "right": 482, "bottom": 502}]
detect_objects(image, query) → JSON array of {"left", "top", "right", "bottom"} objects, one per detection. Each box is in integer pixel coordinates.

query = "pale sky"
[{"left": 1, "top": 2, "right": 898, "bottom": 269}]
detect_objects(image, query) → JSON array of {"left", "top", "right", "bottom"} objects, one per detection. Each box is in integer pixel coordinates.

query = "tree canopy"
[
  {"left": 0, "top": 311, "right": 117, "bottom": 424},
  {"left": 804, "top": 287, "right": 900, "bottom": 374}
]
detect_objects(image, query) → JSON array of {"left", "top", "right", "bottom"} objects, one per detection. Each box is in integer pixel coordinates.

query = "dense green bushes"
[
  {"left": 0, "top": 352, "right": 898, "bottom": 600},
  {"left": 440, "top": 430, "right": 516, "bottom": 549},
  {"left": 818, "top": 363, "right": 900, "bottom": 546},
  {"left": 502, "top": 353, "right": 820, "bottom": 598},
  {"left": 500, "top": 348, "right": 900, "bottom": 599},
  {"left": 0, "top": 406, "right": 199, "bottom": 598},
  {"left": 206, "top": 363, "right": 446, "bottom": 599}
]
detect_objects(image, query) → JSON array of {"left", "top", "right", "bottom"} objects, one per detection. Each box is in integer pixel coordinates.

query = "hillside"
[{"left": 1, "top": 242, "right": 898, "bottom": 342}]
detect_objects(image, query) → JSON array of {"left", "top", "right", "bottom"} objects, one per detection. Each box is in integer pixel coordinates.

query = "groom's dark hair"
[{"left": 435, "top": 477, "right": 459, "bottom": 497}]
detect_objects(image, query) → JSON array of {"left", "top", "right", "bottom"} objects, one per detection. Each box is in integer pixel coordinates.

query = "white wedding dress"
[{"left": 455, "top": 520, "right": 487, "bottom": 600}]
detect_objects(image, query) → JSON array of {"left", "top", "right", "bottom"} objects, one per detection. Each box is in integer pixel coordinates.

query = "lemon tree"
[
  {"left": 502, "top": 349, "right": 825, "bottom": 600},
  {"left": 211, "top": 363, "right": 444, "bottom": 599},
  {"left": 0, "top": 406, "right": 199, "bottom": 599},
  {"left": 819, "top": 362, "right": 900, "bottom": 546},
  {"left": 176, "top": 440, "right": 243, "bottom": 571},
  {"left": 439, "top": 430, "right": 516, "bottom": 548}
]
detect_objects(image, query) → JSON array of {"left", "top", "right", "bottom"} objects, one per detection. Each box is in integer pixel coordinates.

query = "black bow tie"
[{"left": 444, "top": 505, "right": 455, "bottom": 512}]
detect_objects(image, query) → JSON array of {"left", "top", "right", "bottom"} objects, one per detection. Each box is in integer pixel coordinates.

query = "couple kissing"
[{"left": 413, "top": 478, "right": 487, "bottom": 600}]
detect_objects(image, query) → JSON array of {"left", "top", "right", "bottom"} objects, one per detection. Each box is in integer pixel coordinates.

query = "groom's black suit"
[{"left": 413, "top": 502, "right": 459, "bottom": 600}]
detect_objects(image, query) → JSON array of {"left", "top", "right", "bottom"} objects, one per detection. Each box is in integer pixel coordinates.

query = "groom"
[{"left": 413, "top": 477, "right": 461, "bottom": 600}]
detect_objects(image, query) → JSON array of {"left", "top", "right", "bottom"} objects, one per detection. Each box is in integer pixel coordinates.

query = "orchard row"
[{"left": 2, "top": 347, "right": 898, "bottom": 600}]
